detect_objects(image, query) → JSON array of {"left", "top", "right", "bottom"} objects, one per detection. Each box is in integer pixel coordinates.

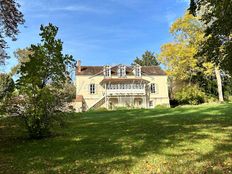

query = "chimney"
[{"left": 77, "top": 60, "right": 81, "bottom": 73}]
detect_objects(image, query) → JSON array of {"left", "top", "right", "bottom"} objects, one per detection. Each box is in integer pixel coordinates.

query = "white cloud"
[
  {"left": 18, "top": 0, "right": 110, "bottom": 14},
  {"left": 48, "top": 5, "right": 110, "bottom": 14}
]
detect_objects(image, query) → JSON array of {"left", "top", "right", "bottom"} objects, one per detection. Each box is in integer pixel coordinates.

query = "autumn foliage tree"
[
  {"left": 159, "top": 13, "right": 208, "bottom": 81},
  {"left": 159, "top": 12, "right": 226, "bottom": 103},
  {"left": 159, "top": 12, "right": 230, "bottom": 102}
]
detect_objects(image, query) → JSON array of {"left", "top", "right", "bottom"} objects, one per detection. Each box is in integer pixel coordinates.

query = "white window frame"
[
  {"left": 104, "top": 66, "right": 111, "bottom": 77},
  {"left": 134, "top": 65, "right": 141, "bottom": 77},
  {"left": 89, "top": 84, "right": 96, "bottom": 94},
  {"left": 118, "top": 65, "right": 126, "bottom": 77},
  {"left": 150, "top": 83, "right": 156, "bottom": 93}
]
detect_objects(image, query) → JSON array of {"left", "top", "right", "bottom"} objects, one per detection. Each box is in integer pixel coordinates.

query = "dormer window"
[
  {"left": 134, "top": 65, "right": 141, "bottom": 77},
  {"left": 117, "top": 65, "right": 126, "bottom": 77},
  {"left": 104, "top": 66, "right": 111, "bottom": 77}
]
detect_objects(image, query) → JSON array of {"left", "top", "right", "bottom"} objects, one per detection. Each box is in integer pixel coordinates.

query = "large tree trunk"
[{"left": 215, "top": 67, "right": 224, "bottom": 102}]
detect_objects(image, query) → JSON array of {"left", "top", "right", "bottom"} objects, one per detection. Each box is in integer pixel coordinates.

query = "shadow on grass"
[{"left": 0, "top": 103, "right": 232, "bottom": 173}]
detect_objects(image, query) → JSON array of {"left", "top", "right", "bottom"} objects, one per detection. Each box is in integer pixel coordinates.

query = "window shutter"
[
  {"left": 103, "top": 66, "right": 106, "bottom": 76},
  {"left": 109, "top": 66, "right": 111, "bottom": 77},
  {"left": 88, "top": 84, "right": 90, "bottom": 94},
  {"left": 95, "top": 84, "right": 97, "bottom": 94},
  {"left": 123, "top": 66, "right": 126, "bottom": 77},
  {"left": 155, "top": 84, "right": 159, "bottom": 94}
]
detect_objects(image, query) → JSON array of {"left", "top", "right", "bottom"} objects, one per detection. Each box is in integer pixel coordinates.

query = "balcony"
[
  {"left": 106, "top": 84, "right": 146, "bottom": 95},
  {"left": 100, "top": 78, "right": 149, "bottom": 96}
]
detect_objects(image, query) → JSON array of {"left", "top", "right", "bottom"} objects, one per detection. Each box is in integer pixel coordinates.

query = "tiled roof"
[{"left": 76, "top": 65, "right": 166, "bottom": 76}]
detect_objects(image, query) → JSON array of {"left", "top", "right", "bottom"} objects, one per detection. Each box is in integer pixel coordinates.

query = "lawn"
[{"left": 0, "top": 103, "right": 232, "bottom": 174}]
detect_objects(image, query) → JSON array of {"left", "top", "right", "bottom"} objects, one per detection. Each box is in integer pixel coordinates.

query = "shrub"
[
  {"left": 95, "top": 107, "right": 108, "bottom": 112},
  {"left": 169, "top": 99, "right": 179, "bottom": 107},
  {"left": 155, "top": 104, "right": 170, "bottom": 109},
  {"left": 114, "top": 107, "right": 129, "bottom": 111},
  {"left": 6, "top": 87, "right": 69, "bottom": 138},
  {"left": 227, "top": 96, "right": 232, "bottom": 102},
  {"left": 88, "top": 107, "right": 108, "bottom": 112},
  {"left": 205, "top": 95, "right": 218, "bottom": 103},
  {"left": 174, "top": 85, "right": 207, "bottom": 105}
]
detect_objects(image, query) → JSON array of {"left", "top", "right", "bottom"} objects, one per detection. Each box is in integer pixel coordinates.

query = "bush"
[
  {"left": 88, "top": 107, "right": 108, "bottom": 112},
  {"left": 205, "top": 95, "right": 218, "bottom": 103},
  {"left": 169, "top": 99, "right": 179, "bottom": 107},
  {"left": 114, "top": 107, "right": 129, "bottom": 111},
  {"left": 227, "top": 96, "right": 232, "bottom": 102},
  {"left": 6, "top": 87, "right": 68, "bottom": 138},
  {"left": 155, "top": 104, "right": 170, "bottom": 109},
  {"left": 95, "top": 107, "right": 108, "bottom": 112},
  {"left": 174, "top": 85, "right": 207, "bottom": 105}
]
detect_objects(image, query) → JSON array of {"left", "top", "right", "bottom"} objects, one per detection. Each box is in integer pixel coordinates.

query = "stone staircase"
[{"left": 88, "top": 96, "right": 105, "bottom": 110}]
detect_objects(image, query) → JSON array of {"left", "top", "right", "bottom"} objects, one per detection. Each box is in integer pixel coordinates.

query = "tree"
[
  {"left": 189, "top": 0, "right": 232, "bottom": 76},
  {"left": 15, "top": 23, "right": 75, "bottom": 139},
  {"left": 0, "top": 73, "right": 14, "bottom": 101},
  {"left": 0, "top": 73, "right": 14, "bottom": 114},
  {"left": 10, "top": 48, "right": 32, "bottom": 76},
  {"left": 159, "top": 12, "right": 226, "bottom": 102},
  {"left": 189, "top": 1, "right": 232, "bottom": 102},
  {"left": 0, "top": 0, "right": 24, "bottom": 65},
  {"left": 159, "top": 13, "right": 206, "bottom": 81},
  {"left": 188, "top": 0, "right": 197, "bottom": 16},
  {"left": 133, "top": 50, "right": 159, "bottom": 66}
]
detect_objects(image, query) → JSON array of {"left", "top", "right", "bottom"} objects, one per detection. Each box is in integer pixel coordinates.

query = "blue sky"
[{"left": 3, "top": 0, "right": 189, "bottom": 73}]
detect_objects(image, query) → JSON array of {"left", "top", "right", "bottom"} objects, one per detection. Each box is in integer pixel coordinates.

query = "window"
[
  {"left": 149, "top": 101, "right": 153, "bottom": 107},
  {"left": 118, "top": 65, "right": 126, "bottom": 77},
  {"left": 150, "top": 83, "right": 156, "bottom": 93},
  {"left": 134, "top": 65, "right": 141, "bottom": 77},
  {"left": 104, "top": 66, "right": 111, "bottom": 77},
  {"left": 89, "top": 84, "right": 96, "bottom": 94}
]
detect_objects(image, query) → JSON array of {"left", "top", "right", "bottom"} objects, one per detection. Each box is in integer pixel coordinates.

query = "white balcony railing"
[
  {"left": 106, "top": 84, "right": 146, "bottom": 95},
  {"left": 107, "top": 88, "right": 146, "bottom": 95}
]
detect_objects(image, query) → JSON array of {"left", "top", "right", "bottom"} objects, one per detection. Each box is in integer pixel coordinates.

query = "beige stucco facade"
[{"left": 75, "top": 66, "right": 170, "bottom": 112}]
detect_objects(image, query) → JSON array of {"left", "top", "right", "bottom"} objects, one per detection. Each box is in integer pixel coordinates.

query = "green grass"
[{"left": 0, "top": 103, "right": 232, "bottom": 174}]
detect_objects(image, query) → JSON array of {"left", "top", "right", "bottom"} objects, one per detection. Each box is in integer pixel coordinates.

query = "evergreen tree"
[{"left": 133, "top": 51, "right": 159, "bottom": 66}]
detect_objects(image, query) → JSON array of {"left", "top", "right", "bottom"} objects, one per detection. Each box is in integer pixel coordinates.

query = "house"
[{"left": 74, "top": 60, "right": 169, "bottom": 112}]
